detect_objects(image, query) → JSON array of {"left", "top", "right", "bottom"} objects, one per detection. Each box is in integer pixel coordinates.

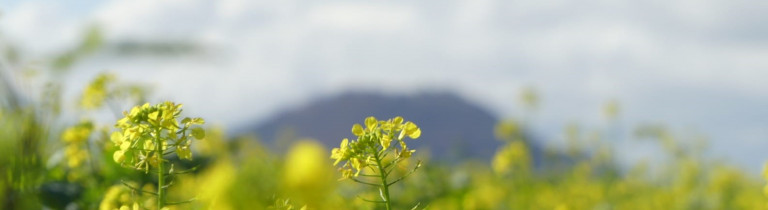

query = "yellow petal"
[
  {"left": 110, "top": 132, "right": 123, "bottom": 144},
  {"left": 408, "top": 128, "right": 421, "bottom": 139},
  {"left": 120, "top": 141, "right": 131, "bottom": 151},
  {"left": 365, "top": 116, "right": 378, "bottom": 131},
  {"left": 341, "top": 138, "right": 349, "bottom": 148},
  {"left": 113, "top": 150, "right": 125, "bottom": 163},
  {"left": 381, "top": 135, "right": 392, "bottom": 149},
  {"left": 392, "top": 116, "right": 403, "bottom": 125},
  {"left": 129, "top": 107, "right": 140, "bottom": 118},
  {"left": 351, "top": 124, "right": 364, "bottom": 136},
  {"left": 148, "top": 111, "right": 160, "bottom": 125}
]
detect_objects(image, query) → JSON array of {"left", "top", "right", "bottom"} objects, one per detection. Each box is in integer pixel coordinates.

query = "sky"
[{"left": 1, "top": 0, "right": 767, "bottom": 171}]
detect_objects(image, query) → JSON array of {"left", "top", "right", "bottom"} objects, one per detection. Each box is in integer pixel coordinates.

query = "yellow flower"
[
  {"left": 100, "top": 185, "right": 124, "bottom": 210},
  {"left": 392, "top": 116, "right": 403, "bottom": 125},
  {"left": 365, "top": 116, "right": 378, "bottom": 131},
  {"left": 110, "top": 131, "right": 123, "bottom": 145},
  {"left": 285, "top": 140, "right": 331, "bottom": 190},
  {"left": 380, "top": 135, "right": 392, "bottom": 150},
  {"left": 80, "top": 73, "right": 114, "bottom": 109},
  {"left": 111, "top": 101, "right": 204, "bottom": 170},
  {"left": 61, "top": 121, "right": 93, "bottom": 144},
  {"left": 120, "top": 141, "right": 131, "bottom": 151},
  {"left": 331, "top": 138, "right": 349, "bottom": 165},
  {"left": 113, "top": 150, "right": 125, "bottom": 163},
  {"left": 399, "top": 148, "right": 415, "bottom": 159},
  {"left": 331, "top": 116, "right": 423, "bottom": 207},
  {"left": 177, "top": 145, "right": 192, "bottom": 160},
  {"left": 403, "top": 121, "right": 421, "bottom": 139},
  {"left": 339, "top": 169, "right": 354, "bottom": 180},
  {"left": 61, "top": 120, "right": 94, "bottom": 169},
  {"left": 351, "top": 124, "right": 364, "bottom": 136},
  {"left": 492, "top": 141, "right": 531, "bottom": 175},
  {"left": 129, "top": 106, "right": 141, "bottom": 119},
  {"left": 65, "top": 145, "right": 88, "bottom": 168},
  {"left": 332, "top": 116, "right": 421, "bottom": 180},
  {"left": 148, "top": 111, "right": 160, "bottom": 126},
  {"left": 350, "top": 157, "right": 367, "bottom": 175},
  {"left": 99, "top": 183, "right": 152, "bottom": 210}
]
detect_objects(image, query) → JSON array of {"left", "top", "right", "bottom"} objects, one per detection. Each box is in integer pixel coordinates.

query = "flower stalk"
[{"left": 156, "top": 128, "right": 165, "bottom": 209}]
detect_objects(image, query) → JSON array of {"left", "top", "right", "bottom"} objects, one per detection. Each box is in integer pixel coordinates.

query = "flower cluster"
[
  {"left": 330, "top": 116, "right": 421, "bottom": 179},
  {"left": 61, "top": 120, "right": 94, "bottom": 169},
  {"left": 81, "top": 73, "right": 115, "bottom": 110},
  {"left": 110, "top": 102, "right": 205, "bottom": 172},
  {"left": 80, "top": 72, "right": 149, "bottom": 111},
  {"left": 99, "top": 182, "right": 157, "bottom": 210},
  {"left": 492, "top": 140, "right": 531, "bottom": 175}
]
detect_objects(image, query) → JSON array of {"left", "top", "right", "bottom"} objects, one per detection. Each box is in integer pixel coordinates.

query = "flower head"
[
  {"left": 331, "top": 116, "right": 421, "bottom": 179},
  {"left": 111, "top": 101, "right": 204, "bottom": 171}
]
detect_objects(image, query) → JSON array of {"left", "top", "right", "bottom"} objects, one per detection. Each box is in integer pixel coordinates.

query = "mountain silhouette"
[{"left": 238, "top": 92, "right": 542, "bottom": 162}]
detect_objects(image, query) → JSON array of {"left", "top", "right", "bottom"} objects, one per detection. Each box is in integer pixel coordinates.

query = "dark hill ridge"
[{"left": 241, "top": 92, "right": 541, "bottom": 162}]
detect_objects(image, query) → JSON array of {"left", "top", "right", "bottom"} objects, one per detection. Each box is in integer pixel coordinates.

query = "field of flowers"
[
  {"left": 0, "top": 69, "right": 766, "bottom": 210},
  {"left": 3, "top": 0, "right": 768, "bottom": 208}
]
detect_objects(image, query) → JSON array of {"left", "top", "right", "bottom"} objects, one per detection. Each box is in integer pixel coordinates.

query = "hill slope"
[{"left": 240, "top": 92, "right": 537, "bottom": 162}]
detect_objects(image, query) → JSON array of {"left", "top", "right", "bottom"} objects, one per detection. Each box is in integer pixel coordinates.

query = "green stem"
[
  {"left": 156, "top": 128, "right": 165, "bottom": 210},
  {"left": 373, "top": 150, "right": 391, "bottom": 210}
]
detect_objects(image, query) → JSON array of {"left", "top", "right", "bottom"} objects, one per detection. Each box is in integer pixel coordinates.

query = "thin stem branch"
[
  {"left": 383, "top": 158, "right": 401, "bottom": 177},
  {"left": 349, "top": 177, "right": 381, "bottom": 187},
  {"left": 164, "top": 165, "right": 199, "bottom": 176},
  {"left": 166, "top": 197, "right": 197, "bottom": 205},
  {"left": 358, "top": 196, "right": 386, "bottom": 203},
  {"left": 120, "top": 180, "right": 157, "bottom": 196},
  {"left": 387, "top": 160, "right": 422, "bottom": 187}
]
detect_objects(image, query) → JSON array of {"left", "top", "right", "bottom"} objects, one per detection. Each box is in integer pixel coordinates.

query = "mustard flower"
[{"left": 330, "top": 116, "right": 422, "bottom": 210}]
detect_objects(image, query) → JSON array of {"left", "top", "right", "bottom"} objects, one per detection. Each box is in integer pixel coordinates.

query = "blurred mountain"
[{"left": 238, "top": 92, "right": 543, "bottom": 162}]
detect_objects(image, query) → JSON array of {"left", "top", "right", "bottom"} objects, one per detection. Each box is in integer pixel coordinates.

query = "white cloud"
[
  {"left": 307, "top": 3, "right": 416, "bottom": 32},
  {"left": 0, "top": 1, "right": 83, "bottom": 56}
]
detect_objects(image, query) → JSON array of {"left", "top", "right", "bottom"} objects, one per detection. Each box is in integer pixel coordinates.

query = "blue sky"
[{"left": 1, "top": 0, "right": 768, "bottom": 172}]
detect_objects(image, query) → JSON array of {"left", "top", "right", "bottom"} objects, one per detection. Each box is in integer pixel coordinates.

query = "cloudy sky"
[{"left": 1, "top": 0, "right": 768, "bottom": 171}]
